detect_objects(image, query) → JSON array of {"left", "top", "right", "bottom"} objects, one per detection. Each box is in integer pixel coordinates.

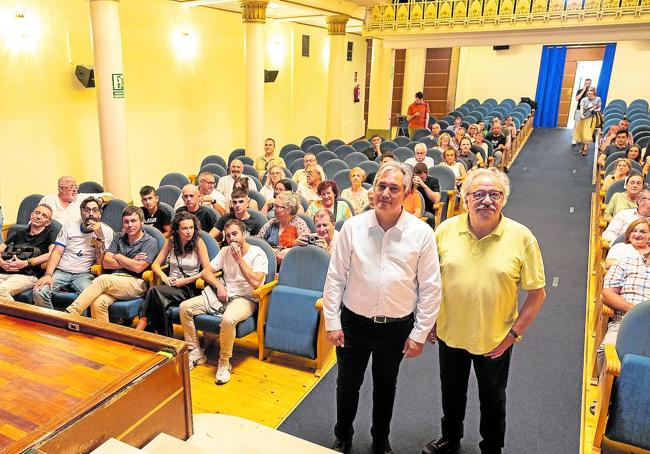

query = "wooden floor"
[
  {"left": 183, "top": 327, "right": 336, "bottom": 428},
  {"left": 0, "top": 314, "right": 156, "bottom": 451}
]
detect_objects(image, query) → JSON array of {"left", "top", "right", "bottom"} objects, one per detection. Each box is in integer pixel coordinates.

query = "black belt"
[{"left": 343, "top": 305, "right": 412, "bottom": 324}]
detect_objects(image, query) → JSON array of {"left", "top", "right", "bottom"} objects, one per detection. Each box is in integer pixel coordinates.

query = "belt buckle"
[{"left": 373, "top": 315, "right": 387, "bottom": 324}]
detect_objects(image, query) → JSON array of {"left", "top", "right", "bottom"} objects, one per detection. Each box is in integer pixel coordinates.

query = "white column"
[
  {"left": 401, "top": 48, "right": 427, "bottom": 114},
  {"left": 241, "top": 0, "right": 268, "bottom": 160},
  {"left": 325, "top": 15, "right": 349, "bottom": 142},
  {"left": 89, "top": 0, "right": 130, "bottom": 200},
  {"left": 367, "top": 39, "right": 395, "bottom": 135}
]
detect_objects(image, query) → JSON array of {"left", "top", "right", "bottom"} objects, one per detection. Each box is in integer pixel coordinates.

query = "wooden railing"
[{"left": 364, "top": 0, "right": 650, "bottom": 30}]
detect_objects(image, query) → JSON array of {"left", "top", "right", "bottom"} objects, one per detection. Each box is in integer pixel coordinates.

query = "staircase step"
[
  {"left": 90, "top": 438, "right": 142, "bottom": 453},
  {"left": 142, "top": 432, "right": 210, "bottom": 454}
]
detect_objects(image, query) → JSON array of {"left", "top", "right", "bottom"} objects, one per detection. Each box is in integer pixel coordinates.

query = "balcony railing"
[{"left": 364, "top": 0, "right": 650, "bottom": 30}]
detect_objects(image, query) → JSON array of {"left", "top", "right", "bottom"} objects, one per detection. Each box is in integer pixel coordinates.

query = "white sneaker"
[
  {"left": 188, "top": 349, "right": 207, "bottom": 370},
  {"left": 571, "top": 140, "right": 577, "bottom": 145},
  {"left": 215, "top": 358, "right": 232, "bottom": 385}
]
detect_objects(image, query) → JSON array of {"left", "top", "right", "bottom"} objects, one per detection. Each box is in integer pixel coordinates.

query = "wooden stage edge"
[{"left": 0, "top": 301, "right": 192, "bottom": 454}]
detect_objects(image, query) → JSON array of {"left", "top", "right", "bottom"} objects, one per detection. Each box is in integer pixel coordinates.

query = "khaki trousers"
[
  {"left": 0, "top": 274, "right": 37, "bottom": 301},
  {"left": 179, "top": 295, "right": 256, "bottom": 360},
  {"left": 67, "top": 274, "right": 147, "bottom": 323}
]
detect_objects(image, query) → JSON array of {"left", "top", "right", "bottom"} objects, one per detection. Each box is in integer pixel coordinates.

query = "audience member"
[
  {"left": 602, "top": 158, "right": 632, "bottom": 193},
  {"left": 447, "top": 115, "right": 463, "bottom": 134},
  {"left": 0, "top": 204, "right": 56, "bottom": 301},
  {"left": 367, "top": 134, "right": 382, "bottom": 161},
  {"left": 261, "top": 179, "right": 296, "bottom": 218},
  {"left": 135, "top": 211, "right": 210, "bottom": 336},
  {"left": 140, "top": 186, "right": 172, "bottom": 238},
  {"left": 176, "top": 185, "right": 219, "bottom": 238},
  {"left": 477, "top": 121, "right": 487, "bottom": 137},
  {"left": 605, "top": 218, "right": 650, "bottom": 269},
  {"left": 260, "top": 165, "right": 284, "bottom": 200},
  {"left": 214, "top": 188, "right": 265, "bottom": 242},
  {"left": 257, "top": 191, "right": 310, "bottom": 263},
  {"left": 429, "top": 122, "right": 442, "bottom": 142},
  {"left": 175, "top": 171, "right": 226, "bottom": 215},
  {"left": 179, "top": 219, "right": 268, "bottom": 383},
  {"left": 436, "top": 132, "right": 453, "bottom": 156},
  {"left": 474, "top": 131, "right": 489, "bottom": 157},
  {"left": 297, "top": 165, "right": 323, "bottom": 204},
  {"left": 293, "top": 152, "right": 325, "bottom": 185},
  {"left": 296, "top": 209, "right": 338, "bottom": 253},
  {"left": 406, "top": 91, "right": 430, "bottom": 138},
  {"left": 599, "top": 124, "right": 620, "bottom": 152},
  {"left": 413, "top": 163, "right": 441, "bottom": 228},
  {"left": 232, "top": 177, "right": 259, "bottom": 211},
  {"left": 66, "top": 206, "right": 158, "bottom": 322},
  {"left": 341, "top": 167, "right": 369, "bottom": 215},
  {"left": 254, "top": 138, "right": 286, "bottom": 176},
  {"left": 216, "top": 159, "right": 256, "bottom": 206},
  {"left": 307, "top": 181, "right": 352, "bottom": 222},
  {"left": 33, "top": 197, "right": 114, "bottom": 309},
  {"left": 41, "top": 176, "right": 111, "bottom": 224},
  {"left": 366, "top": 153, "right": 396, "bottom": 185},
  {"left": 603, "top": 189, "right": 650, "bottom": 243},
  {"left": 449, "top": 127, "right": 466, "bottom": 151},
  {"left": 402, "top": 175, "right": 423, "bottom": 216},
  {"left": 457, "top": 137, "right": 481, "bottom": 170},
  {"left": 405, "top": 143, "right": 435, "bottom": 169},
  {"left": 487, "top": 122, "right": 508, "bottom": 169},
  {"left": 467, "top": 123, "right": 480, "bottom": 142},
  {"left": 618, "top": 119, "right": 635, "bottom": 145},
  {"left": 440, "top": 149, "right": 467, "bottom": 190},
  {"left": 502, "top": 115, "right": 517, "bottom": 142},
  {"left": 604, "top": 173, "right": 643, "bottom": 221},
  {"left": 598, "top": 130, "right": 632, "bottom": 167}
]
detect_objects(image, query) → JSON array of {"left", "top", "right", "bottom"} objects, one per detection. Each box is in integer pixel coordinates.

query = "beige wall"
[
  {"left": 0, "top": 0, "right": 366, "bottom": 222},
  {"left": 455, "top": 45, "right": 543, "bottom": 106},
  {"left": 607, "top": 40, "right": 650, "bottom": 104}
]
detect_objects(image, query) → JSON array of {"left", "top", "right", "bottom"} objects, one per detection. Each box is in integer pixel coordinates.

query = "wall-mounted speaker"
[
  {"left": 75, "top": 65, "right": 95, "bottom": 88},
  {"left": 493, "top": 45, "right": 510, "bottom": 51},
  {"left": 264, "top": 70, "right": 279, "bottom": 83}
]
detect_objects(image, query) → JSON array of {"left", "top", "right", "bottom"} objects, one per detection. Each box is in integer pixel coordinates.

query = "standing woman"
[
  {"left": 136, "top": 211, "right": 211, "bottom": 335},
  {"left": 577, "top": 86, "right": 602, "bottom": 156}
]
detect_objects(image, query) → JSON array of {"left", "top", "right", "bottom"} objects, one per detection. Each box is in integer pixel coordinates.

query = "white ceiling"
[{"left": 173, "top": 0, "right": 367, "bottom": 30}]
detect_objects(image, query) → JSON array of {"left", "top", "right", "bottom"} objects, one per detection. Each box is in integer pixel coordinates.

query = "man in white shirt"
[
  {"left": 33, "top": 196, "right": 114, "bottom": 309},
  {"left": 405, "top": 143, "right": 435, "bottom": 169},
  {"left": 297, "top": 165, "right": 322, "bottom": 204},
  {"left": 174, "top": 171, "right": 226, "bottom": 216},
  {"left": 40, "top": 176, "right": 112, "bottom": 224},
  {"left": 179, "top": 219, "right": 268, "bottom": 384},
  {"left": 216, "top": 160, "right": 256, "bottom": 207},
  {"left": 323, "top": 161, "right": 442, "bottom": 454},
  {"left": 602, "top": 190, "right": 650, "bottom": 243}
]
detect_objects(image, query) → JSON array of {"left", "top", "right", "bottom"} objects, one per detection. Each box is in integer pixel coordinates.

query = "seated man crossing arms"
[
  {"left": 179, "top": 219, "right": 268, "bottom": 384},
  {"left": 66, "top": 206, "right": 158, "bottom": 322},
  {"left": 33, "top": 197, "right": 114, "bottom": 309}
]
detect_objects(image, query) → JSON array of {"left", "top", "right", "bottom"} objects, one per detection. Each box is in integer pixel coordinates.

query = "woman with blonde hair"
[{"left": 341, "top": 167, "right": 369, "bottom": 215}]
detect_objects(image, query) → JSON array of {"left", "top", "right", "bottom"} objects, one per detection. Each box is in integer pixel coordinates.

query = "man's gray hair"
[
  {"left": 414, "top": 143, "right": 427, "bottom": 153},
  {"left": 373, "top": 161, "right": 414, "bottom": 193},
  {"left": 460, "top": 168, "right": 511, "bottom": 208}
]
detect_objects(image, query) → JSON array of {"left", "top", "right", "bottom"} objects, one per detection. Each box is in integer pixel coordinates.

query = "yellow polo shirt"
[
  {"left": 435, "top": 213, "right": 545, "bottom": 354},
  {"left": 254, "top": 155, "right": 286, "bottom": 175}
]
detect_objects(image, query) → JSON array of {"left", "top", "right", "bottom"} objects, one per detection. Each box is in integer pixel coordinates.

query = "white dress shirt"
[
  {"left": 323, "top": 209, "right": 442, "bottom": 343},
  {"left": 40, "top": 192, "right": 111, "bottom": 225},
  {"left": 216, "top": 175, "right": 256, "bottom": 205},
  {"left": 602, "top": 208, "right": 641, "bottom": 243},
  {"left": 405, "top": 157, "right": 435, "bottom": 169}
]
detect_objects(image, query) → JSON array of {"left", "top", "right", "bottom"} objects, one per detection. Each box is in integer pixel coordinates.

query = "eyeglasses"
[
  {"left": 199, "top": 179, "right": 216, "bottom": 186},
  {"left": 60, "top": 185, "right": 79, "bottom": 191},
  {"left": 275, "top": 204, "right": 287, "bottom": 210},
  {"left": 469, "top": 190, "right": 503, "bottom": 201},
  {"left": 81, "top": 207, "right": 101, "bottom": 214}
]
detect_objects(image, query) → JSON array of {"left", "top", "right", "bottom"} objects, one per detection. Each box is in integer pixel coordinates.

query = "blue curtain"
[
  {"left": 534, "top": 45, "right": 567, "bottom": 128},
  {"left": 597, "top": 43, "right": 617, "bottom": 108}
]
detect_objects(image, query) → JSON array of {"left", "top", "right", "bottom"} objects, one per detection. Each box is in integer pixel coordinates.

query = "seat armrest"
[
  {"left": 593, "top": 343, "right": 621, "bottom": 450},
  {"left": 195, "top": 271, "right": 223, "bottom": 290},
  {"left": 252, "top": 278, "right": 278, "bottom": 300}
]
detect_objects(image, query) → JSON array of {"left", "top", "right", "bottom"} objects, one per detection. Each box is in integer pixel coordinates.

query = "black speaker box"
[
  {"left": 264, "top": 70, "right": 279, "bottom": 83},
  {"left": 493, "top": 45, "right": 510, "bottom": 51},
  {"left": 75, "top": 65, "right": 95, "bottom": 88}
]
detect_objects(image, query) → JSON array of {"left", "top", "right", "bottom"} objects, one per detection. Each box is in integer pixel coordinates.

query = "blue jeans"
[{"left": 32, "top": 270, "right": 94, "bottom": 309}]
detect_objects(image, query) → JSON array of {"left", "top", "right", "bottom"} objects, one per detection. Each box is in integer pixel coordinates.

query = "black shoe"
[
  {"left": 422, "top": 437, "right": 460, "bottom": 454},
  {"left": 503, "top": 166, "right": 509, "bottom": 173},
  {"left": 372, "top": 439, "right": 394, "bottom": 454},
  {"left": 331, "top": 438, "right": 352, "bottom": 453}
]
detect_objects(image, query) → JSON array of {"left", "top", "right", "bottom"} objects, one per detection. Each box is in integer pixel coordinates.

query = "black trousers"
[
  {"left": 140, "top": 285, "right": 197, "bottom": 336},
  {"left": 438, "top": 339, "right": 512, "bottom": 454},
  {"left": 334, "top": 306, "right": 414, "bottom": 444}
]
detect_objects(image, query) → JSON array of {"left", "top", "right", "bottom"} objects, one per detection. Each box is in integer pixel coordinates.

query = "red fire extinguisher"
[{"left": 353, "top": 84, "right": 360, "bottom": 103}]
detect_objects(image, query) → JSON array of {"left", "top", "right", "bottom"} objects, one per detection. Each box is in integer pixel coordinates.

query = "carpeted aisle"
[{"left": 279, "top": 128, "right": 593, "bottom": 454}]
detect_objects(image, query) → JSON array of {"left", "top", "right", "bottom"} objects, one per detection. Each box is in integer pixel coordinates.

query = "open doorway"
[{"left": 566, "top": 60, "right": 603, "bottom": 129}]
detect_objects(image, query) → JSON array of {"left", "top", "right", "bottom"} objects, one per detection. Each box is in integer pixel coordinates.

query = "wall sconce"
[
  {"left": 171, "top": 28, "right": 198, "bottom": 61},
  {"left": 267, "top": 38, "right": 284, "bottom": 69}
]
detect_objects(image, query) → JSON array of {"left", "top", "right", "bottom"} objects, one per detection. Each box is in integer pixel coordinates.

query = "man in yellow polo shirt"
[
  {"left": 254, "top": 138, "right": 286, "bottom": 177},
  {"left": 422, "top": 168, "right": 546, "bottom": 454}
]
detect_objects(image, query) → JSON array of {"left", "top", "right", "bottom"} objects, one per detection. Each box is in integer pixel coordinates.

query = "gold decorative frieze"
[
  {"left": 327, "top": 15, "right": 349, "bottom": 35},
  {"left": 241, "top": 0, "right": 269, "bottom": 23}
]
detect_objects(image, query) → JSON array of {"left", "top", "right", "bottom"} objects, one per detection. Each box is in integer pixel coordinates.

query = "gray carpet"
[{"left": 279, "top": 129, "right": 592, "bottom": 454}]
